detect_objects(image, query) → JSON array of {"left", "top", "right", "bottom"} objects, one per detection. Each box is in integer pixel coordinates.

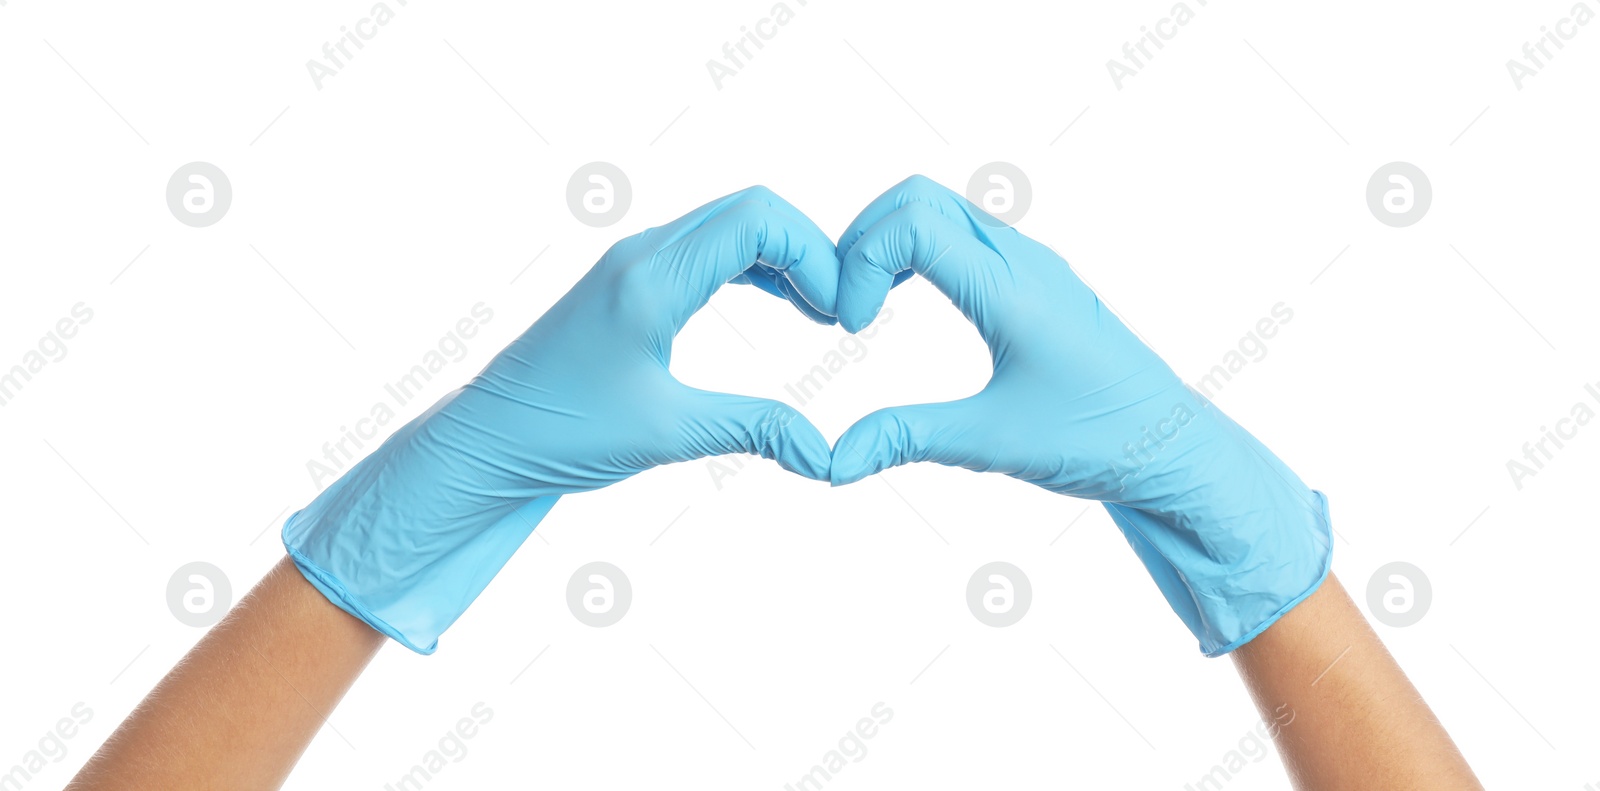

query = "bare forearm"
[
  {"left": 1231, "top": 573, "right": 1481, "bottom": 790},
  {"left": 67, "top": 556, "right": 385, "bottom": 791}
]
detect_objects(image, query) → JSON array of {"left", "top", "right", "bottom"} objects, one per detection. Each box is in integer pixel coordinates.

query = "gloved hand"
[
  {"left": 829, "top": 176, "right": 1332, "bottom": 656},
  {"left": 284, "top": 186, "right": 838, "bottom": 653}
]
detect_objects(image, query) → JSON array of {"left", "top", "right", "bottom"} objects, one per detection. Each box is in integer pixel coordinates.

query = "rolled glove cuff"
[
  {"left": 1105, "top": 490, "right": 1333, "bottom": 657},
  {"left": 282, "top": 494, "right": 560, "bottom": 654}
]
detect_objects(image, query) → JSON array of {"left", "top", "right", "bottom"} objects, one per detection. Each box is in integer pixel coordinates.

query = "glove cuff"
[
  {"left": 282, "top": 494, "right": 560, "bottom": 654},
  {"left": 1106, "top": 490, "right": 1333, "bottom": 657}
]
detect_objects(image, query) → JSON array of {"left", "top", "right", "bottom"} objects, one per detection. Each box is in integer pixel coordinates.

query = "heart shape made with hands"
[
  {"left": 699, "top": 173, "right": 1120, "bottom": 493},
  {"left": 286, "top": 173, "right": 1330, "bottom": 658},
  {"left": 637, "top": 172, "right": 1189, "bottom": 499}
]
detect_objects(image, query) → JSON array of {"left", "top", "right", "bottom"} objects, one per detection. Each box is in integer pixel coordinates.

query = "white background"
[{"left": 3, "top": 1, "right": 1598, "bottom": 788}]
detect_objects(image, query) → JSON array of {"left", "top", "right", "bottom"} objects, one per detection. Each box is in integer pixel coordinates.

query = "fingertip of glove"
[
  {"left": 788, "top": 440, "right": 833, "bottom": 482},
  {"left": 827, "top": 435, "right": 881, "bottom": 486},
  {"left": 773, "top": 411, "right": 833, "bottom": 483},
  {"left": 838, "top": 312, "right": 872, "bottom": 335}
]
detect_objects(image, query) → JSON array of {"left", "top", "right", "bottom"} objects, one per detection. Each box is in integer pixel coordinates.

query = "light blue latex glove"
[
  {"left": 284, "top": 186, "right": 838, "bottom": 653},
  {"left": 829, "top": 176, "right": 1332, "bottom": 656}
]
